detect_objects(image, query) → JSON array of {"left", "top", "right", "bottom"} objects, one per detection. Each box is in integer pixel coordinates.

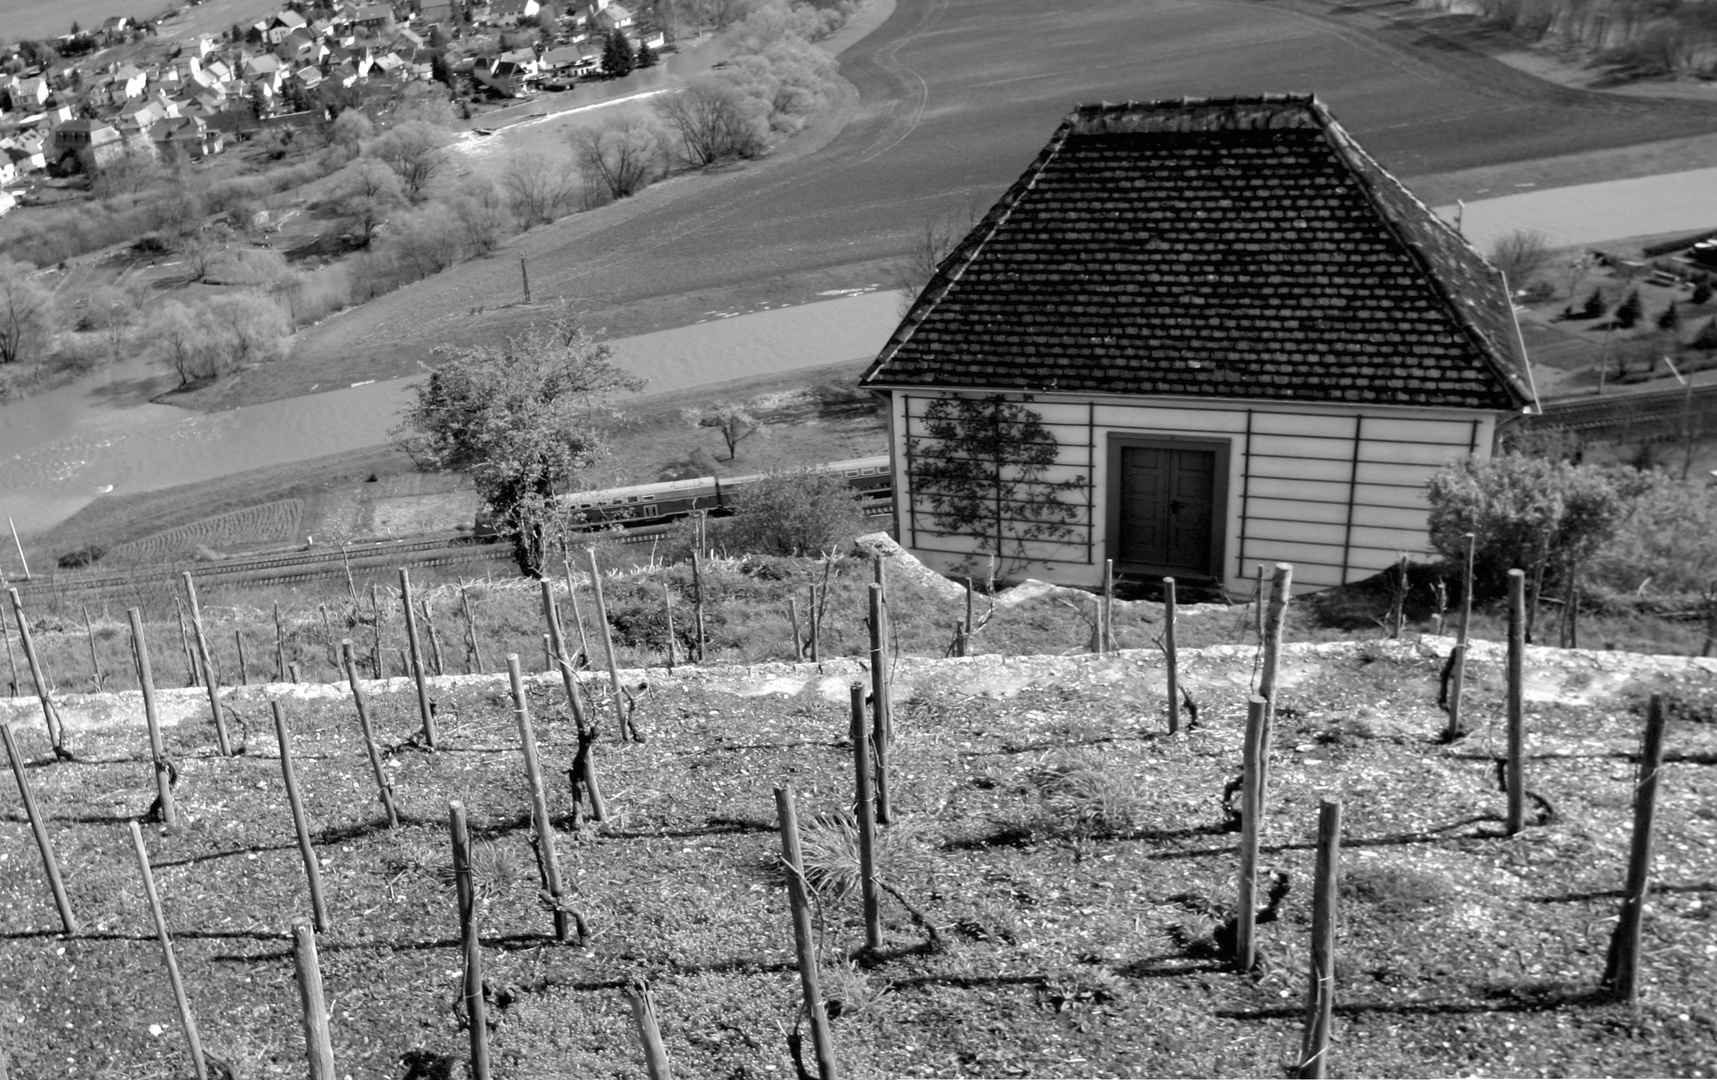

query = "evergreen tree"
[
  {"left": 601, "top": 29, "right": 633, "bottom": 77},
  {"left": 1579, "top": 288, "right": 1606, "bottom": 319},
  {"left": 1695, "top": 317, "right": 1717, "bottom": 351},
  {"left": 635, "top": 39, "right": 657, "bottom": 67},
  {"left": 1693, "top": 280, "right": 1713, "bottom": 306},
  {"left": 1657, "top": 301, "right": 1681, "bottom": 334},
  {"left": 1615, "top": 287, "right": 1644, "bottom": 329}
]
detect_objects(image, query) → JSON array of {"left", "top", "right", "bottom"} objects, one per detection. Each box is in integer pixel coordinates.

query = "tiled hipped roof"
[{"left": 860, "top": 95, "right": 1536, "bottom": 411}]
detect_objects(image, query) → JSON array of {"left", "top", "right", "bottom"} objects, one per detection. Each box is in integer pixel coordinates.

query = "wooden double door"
[{"left": 1113, "top": 441, "right": 1222, "bottom": 578}]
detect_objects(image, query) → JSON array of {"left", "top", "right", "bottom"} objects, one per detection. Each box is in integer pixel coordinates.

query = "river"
[{"left": 0, "top": 289, "right": 904, "bottom": 538}]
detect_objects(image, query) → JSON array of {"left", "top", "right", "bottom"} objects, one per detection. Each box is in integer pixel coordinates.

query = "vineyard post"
[
  {"left": 1101, "top": 558, "right": 1114, "bottom": 653},
  {"left": 1603, "top": 693, "right": 1668, "bottom": 1005},
  {"left": 183, "top": 574, "right": 231, "bottom": 756},
  {"left": 128, "top": 821, "right": 206, "bottom": 1080},
  {"left": 273, "top": 702, "right": 330, "bottom": 931},
  {"left": 1255, "top": 564, "right": 1266, "bottom": 641},
  {"left": 542, "top": 633, "right": 553, "bottom": 673},
  {"left": 788, "top": 596, "right": 803, "bottom": 660},
  {"left": 289, "top": 662, "right": 301, "bottom": 685},
  {"left": 775, "top": 784, "right": 838, "bottom": 1080},
  {"left": 448, "top": 801, "right": 492, "bottom": 1080},
  {"left": 1, "top": 605, "right": 17, "bottom": 696},
  {"left": 1446, "top": 532, "right": 1475, "bottom": 738},
  {"left": 341, "top": 640, "right": 399, "bottom": 829},
  {"left": 662, "top": 584, "right": 676, "bottom": 672},
  {"left": 6, "top": 517, "right": 26, "bottom": 579},
  {"left": 1506, "top": 569, "right": 1526, "bottom": 835},
  {"left": 508, "top": 655, "right": 573, "bottom": 942},
  {"left": 808, "top": 584, "right": 820, "bottom": 664},
  {"left": 868, "top": 582, "right": 891, "bottom": 826},
  {"left": 291, "top": 918, "right": 336, "bottom": 1080},
  {"left": 423, "top": 600, "right": 445, "bottom": 676},
  {"left": 1165, "top": 577, "right": 1179, "bottom": 734},
  {"left": 319, "top": 604, "right": 336, "bottom": 669},
  {"left": 1298, "top": 798, "right": 1342, "bottom": 1079},
  {"left": 1235, "top": 696, "right": 1266, "bottom": 974},
  {"left": 623, "top": 978, "right": 672, "bottom": 1080},
  {"left": 1258, "top": 564, "right": 1293, "bottom": 790},
  {"left": 175, "top": 600, "right": 197, "bottom": 688},
  {"left": 585, "top": 548, "right": 634, "bottom": 741},
  {"left": 9, "top": 589, "right": 64, "bottom": 754},
  {"left": 1, "top": 721, "right": 76, "bottom": 934},
  {"left": 964, "top": 577, "right": 974, "bottom": 657},
  {"left": 850, "top": 683, "right": 881, "bottom": 952},
  {"left": 273, "top": 601, "right": 285, "bottom": 683},
  {"left": 369, "top": 584, "right": 384, "bottom": 678},
  {"left": 542, "top": 581, "right": 604, "bottom": 823},
  {"left": 690, "top": 547, "right": 706, "bottom": 663},
  {"left": 460, "top": 585, "right": 484, "bottom": 675},
  {"left": 233, "top": 630, "right": 248, "bottom": 686},
  {"left": 128, "top": 609, "right": 176, "bottom": 827},
  {"left": 399, "top": 569, "right": 438, "bottom": 749},
  {"left": 561, "top": 547, "right": 593, "bottom": 660},
  {"left": 81, "top": 603, "right": 101, "bottom": 692}
]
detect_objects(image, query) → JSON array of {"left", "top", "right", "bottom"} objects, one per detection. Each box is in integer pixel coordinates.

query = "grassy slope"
[{"left": 1, "top": 619, "right": 1713, "bottom": 1078}]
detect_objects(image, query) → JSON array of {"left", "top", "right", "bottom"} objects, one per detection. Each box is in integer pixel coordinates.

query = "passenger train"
[{"left": 474, "top": 455, "right": 893, "bottom": 537}]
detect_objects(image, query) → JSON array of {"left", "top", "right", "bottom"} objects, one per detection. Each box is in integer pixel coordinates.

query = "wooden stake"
[
  {"left": 542, "top": 633, "right": 554, "bottom": 672},
  {"left": 398, "top": 569, "right": 437, "bottom": 749},
  {"left": 0, "top": 721, "right": 76, "bottom": 934},
  {"left": 508, "top": 654, "right": 574, "bottom": 942},
  {"left": 1298, "top": 798, "right": 1342, "bottom": 1079},
  {"left": 7, "top": 517, "right": 28, "bottom": 579},
  {"left": 662, "top": 583, "right": 676, "bottom": 672},
  {"left": 808, "top": 584, "right": 820, "bottom": 664},
  {"left": 868, "top": 582, "right": 891, "bottom": 826},
  {"left": 273, "top": 601, "right": 285, "bottom": 683},
  {"left": 561, "top": 548, "right": 592, "bottom": 661},
  {"left": 319, "top": 604, "right": 335, "bottom": 669},
  {"left": 233, "top": 630, "right": 248, "bottom": 687},
  {"left": 81, "top": 603, "right": 101, "bottom": 692},
  {"left": 775, "top": 784, "right": 838, "bottom": 1080},
  {"left": 1, "top": 603, "right": 18, "bottom": 697},
  {"left": 1603, "top": 693, "right": 1668, "bottom": 1005},
  {"left": 1235, "top": 695, "right": 1266, "bottom": 974},
  {"left": 964, "top": 577, "right": 974, "bottom": 657},
  {"left": 448, "top": 800, "right": 492, "bottom": 1080},
  {"left": 128, "top": 821, "right": 206, "bottom": 1080},
  {"left": 273, "top": 701, "right": 330, "bottom": 932},
  {"left": 9, "top": 589, "right": 63, "bottom": 754},
  {"left": 586, "top": 548, "right": 634, "bottom": 741},
  {"left": 1255, "top": 563, "right": 1266, "bottom": 641},
  {"left": 851, "top": 683, "right": 881, "bottom": 952},
  {"left": 291, "top": 918, "right": 335, "bottom": 1079},
  {"left": 623, "top": 977, "right": 672, "bottom": 1080},
  {"left": 1102, "top": 558, "right": 1114, "bottom": 653},
  {"left": 289, "top": 661, "right": 301, "bottom": 685},
  {"left": 1506, "top": 568, "right": 1526, "bottom": 835},
  {"left": 1164, "top": 577, "right": 1179, "bottom": 734},
  {"left": 1447, "top": 534, "right": 1474, "bottom": 736},
  {"left": 690, "top": 547, "right": 706, "bottom": 663},
  {"left": 542, "top": 581, "right": 604, "bottom": 823},
  {"left": 460, "top": 585, "right": 484, "bottom": 675},
  {"left": 128, "top": 609, "right": 175, "bottom": 828},
  {"left": 1257, "top": 564, "right": 1293, "bottom": 790},
  {"left": 788, "top": 596, "right": 803, "bottom": 660},
  {"left": 422, "top": 600, "right": 445, "bottom": 676},
  {"left": 370, "top": 584, "right": 384, "bottom": 679},
  {"left": 171, "top": 599, "right": 195, "bottom": 688},
  {"left": 341, "top": 640, "right": 398, "bottom": 829}
]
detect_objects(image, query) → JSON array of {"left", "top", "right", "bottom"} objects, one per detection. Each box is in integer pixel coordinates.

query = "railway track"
[
  {"left": 1534, "top": 382, "right": 1717, "bottom": 436},
  {"left": 12, "top": 501, "right": 896, "bottom": 599}
]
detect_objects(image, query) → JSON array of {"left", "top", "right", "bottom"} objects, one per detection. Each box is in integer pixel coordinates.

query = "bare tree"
[
  {"left": 450, "top": 174, "right": 516, "bottom": 256},
  {"left": 0, "top": 257, "right": 56, "bottom": 367},
  {"left": 371, "top": 120, "right": 451, "bottom": 202},
  {"left": 572, "top": 112, "right": 664, "bottom": 202},
  {"left": 654, "top": 79, "right": 765, "bottom": 166},
  {"left": 201, "top": 291, "right": 291, "bottom": 371},
  {"left": 891, "top": 198, "right": 986, "bottom": 315},
  {"left": 1490, "top": 229, "right": 1552, "bottom": 290},
  {"left": 501, "top": 148, "right": 579, "bottom": 226},
  {"left": 145, "top": 299, "right": 217, "bottom": 384},
  {"left": 684, "top": 402, "right": 766, "bottom": 459},
  {"left": 330, "top": 157, "right": 404, "bottom": 247}
]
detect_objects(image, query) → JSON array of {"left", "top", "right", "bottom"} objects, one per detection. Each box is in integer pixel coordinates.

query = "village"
[{"left": 0, "top": 0, "right": 670, "bottom": 215}]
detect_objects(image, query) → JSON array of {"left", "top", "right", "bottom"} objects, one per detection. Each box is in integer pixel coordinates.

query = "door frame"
[{"left": 1105, "top": 433, "right": 1231, "bottom": 580}]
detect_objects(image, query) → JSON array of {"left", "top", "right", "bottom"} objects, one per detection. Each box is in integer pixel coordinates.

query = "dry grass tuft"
[{"left": 1027, "top": 750, "right": 1148, "bottom": 838}]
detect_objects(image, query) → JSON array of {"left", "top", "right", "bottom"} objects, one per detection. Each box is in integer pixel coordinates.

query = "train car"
[{"left": 474, "top": 455, "right": 892, "bottom": 537}]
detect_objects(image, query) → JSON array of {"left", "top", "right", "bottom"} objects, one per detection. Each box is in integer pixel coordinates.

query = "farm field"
[
  {"left": 1, "top": 604, "right": 1714, "bottom": 1078},
  {"left": 213, "top": 0, "right": 1717, "bottom": 414}
]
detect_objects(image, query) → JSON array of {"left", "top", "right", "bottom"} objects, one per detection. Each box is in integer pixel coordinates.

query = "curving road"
[{"left": 280, "top": 0, "right": 1717, "bottom": 395}]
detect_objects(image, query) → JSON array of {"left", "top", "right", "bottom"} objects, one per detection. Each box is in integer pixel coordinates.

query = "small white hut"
[{"left": 858, "top": 94, "right": 1538, "bottom": 594}]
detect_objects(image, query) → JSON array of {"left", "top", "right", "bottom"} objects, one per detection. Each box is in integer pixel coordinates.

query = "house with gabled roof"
[{"left": 858, "top": 95, "right": 1539, "bottom": 594}]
